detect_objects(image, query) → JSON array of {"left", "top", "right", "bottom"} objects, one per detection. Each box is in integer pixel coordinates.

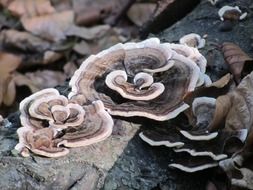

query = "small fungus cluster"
[
  {"left": 15, "top": 88, "right": 113, "bottom": 157},
  {"left": 68, "top": 38, "right": 205, "bottom": 120},
  {"left": 15, "top": 37, "right": 253, "bottom": 189},
  {"left": 16, "top": 37, "right": 207, "bottom": 156},
  {"left": 218, "top": 5, "right": 247, "bottom": 22}
]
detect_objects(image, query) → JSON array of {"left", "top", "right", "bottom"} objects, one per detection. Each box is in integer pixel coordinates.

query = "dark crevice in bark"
[{"left": 140, "top": 0, "right": 201, "bottom": 39}]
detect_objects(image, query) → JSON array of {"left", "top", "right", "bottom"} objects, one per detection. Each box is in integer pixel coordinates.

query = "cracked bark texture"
[{"left": 0, "top": 0, "right": 253, "bottom": 189}]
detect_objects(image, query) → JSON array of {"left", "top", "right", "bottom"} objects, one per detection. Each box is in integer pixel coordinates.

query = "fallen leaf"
[
  {"left": 209, "top": 71, "right": 253, "bottom": 132},
  {"left": 104, "top": 0, "right": 136, "bottom": 25},
  {"left": 12, "top": 72, "right": 39, "bottom": 93},
  {"left": 73, "top": 0, "right": 114, "bottom": 26},
  {"left": 21, "top": 10, "right": 74, "bottom": 42},
  {"left": 0, "top": 79, "right": 4, "bottom": 106},
  {"left": 0, "top": 0, "right": 12, "bottom": 7},
  {"left": 74, "top": 7, "right": 103, "bottom": 26},
  {"left": 0, "top": 52, "right": 27, "bottom": 106},
  {"left": 7, "top": 0, "right": 55, "bottom": 17},
  {"left": 43, "top": 51, "right": 63, "bottom": 64},
  {"left": 184, "top": 74, "right": 233, "bottom": 106},
  {"left": 87, "top": 27, "right": 124, "bottom": 53},
  {"left": 127, "top": 3, "right": 156, "bottom": 26},
  {"left": 20, "top": 50, "right": 63, "bottom": 67},
  {"left": 73, "top": 41, "right": 91, "bottom": 55},
  {"left": 3, "top": 77, "right": 15, "bottom": 106},
  {"left": 0, "top": 51, "right": 21, "bottom": 78},
  {"left": 65, "top": 25, "right": 111, "bottom": 40},
  {"left": 183, "top": 74, "right": 234, "bottom": 130},
  {"left": 222, "top": 42, "right": 253, "bottom": 84},
  {"left": 24, "top": 70, "right": 67, "bottom": 89},
  {"left": 0, "top": 29, "right": 51, "bottom": 52},
  {"left": 50, "top": 0, "right": 72, "bottom": 12},
  {"left": 63, "top": 62, "right": 78, "bottom": 77}
]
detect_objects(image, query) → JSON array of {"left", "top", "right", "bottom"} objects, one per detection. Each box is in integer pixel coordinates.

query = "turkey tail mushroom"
[
  {"left": 179, "top": 33, "right": 206, "bottom": 49},
  {"left": 15, "top": 88, "right": 113, "bottom": 157},
  {"left": 105, "top": 70, "right": 165, "bottom": 101},
  {"left": 69, "top": 38, "right": 202, "bottom": 121}
]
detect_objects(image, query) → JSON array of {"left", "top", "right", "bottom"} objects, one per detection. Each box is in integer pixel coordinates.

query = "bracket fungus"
[
  {"left": 169, "top": 156, "right": 219, "bottom": 173},
  {"left": 105, "top": 70, "right": 165, "bottom": 101},
  {"left": 168, "top": 43, "right": 207, "bottom": 74},
  {"left": 192, "top": 97, "right": 216, "bottom": 130},
  {"left": 208, "top": 0, "right": 219, "bottom": 6},
  {"left": 13, "top": 36, "right": 253, "bottom": 188},
  {"left": 139, "top": 125, "right": 243, "bottom": 173},
  {"left": 15, "top": 88, "right": 113, "bottom": 157},
  {"left": 139, "top": 71, "right": 253, "bottom": 176},
  {"left": 218, "top": 6, "right": 247, "bottom": 21},
  {"left": 179, "top": 33, "right": 205, "bottom": 49},
  {"left": 69, "top": 38, "right": 202, "bottom": 121}
]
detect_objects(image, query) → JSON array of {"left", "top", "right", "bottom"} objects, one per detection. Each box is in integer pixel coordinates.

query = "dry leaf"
[
  {"left": 3, "top": 77, "right": 15, "bottom": 106},
  {"left": 73, "top": 41, "right": 91, "bottom": 55},
  {"left": 49, "top": 0, "right": 72, "bottom": 12},
  {"left": 209, "top": 71, "right": 253, "bottom": 132},
  {"left": 25, "top": 70, "right": 67, "bottom": 89},
  {"left": 43, "top": 51, "right": 63, "bottom": 64},
  {"left": 63, "top": 62, "right": 78, "bottom": 77},
  {"left": 74, "top": 7, "right": 103, "bottom": 26},
  {"left": 87, "top": 28, "right": 124, "bottom": 53},
  {"left": 0, "top": 52, "right": 22, "bottom": 106},
  {"left": 12, "top": 72, "right": 38, "bottom": 93},
  {"left": 73, "top": 0, "right": 114, "bottom": 26},
  {"left": 0, "top": 0, "right": 12, "bottom": 7},
  {"left": 183, "top": 74, "right": 234, "bottom": 129},
  {"left": 184, "top": 74, "right": 233, "bottom": 105},
  {"left": 0, "top": 79, "right": 4, "bottom": 106},
  {"left": 0, "top": 52, "right": 22, "bottom": 77},
  {"left": 222, "top": 42, "right": 253, "bottom": 84},
  {"left": 7, "top": 0, "right": 55, "bottom": 17},
  {"left": 0, "top": 29, "right": 51, "bottom": 52},
  {"left": 21, "top": 10, "right": 74, "bottom": 42},
  {"left": 127, "top": 3, "right": 156, "bottom": 26},
  {"left": 65, "top": 25, "right": 111, "bottom": 40}
]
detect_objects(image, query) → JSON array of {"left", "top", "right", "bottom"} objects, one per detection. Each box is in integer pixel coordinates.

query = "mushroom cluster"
[
  {"left": 140, "top": 68, "right": 253, "bottom": 189},
  {"left": 16, "top": 38, "right": 208, "bottom": 157},
  {"left": 15, "top": 88, "right": 113, "bottom": 157},
  {"left": 179, "top": 33, "right": 206, "bottom": 49},
  {"left": 15, "top": 37, "right": 253, "bottom": 188},
  {"left": 69, "top": 38, "right": 206, "bottom": 121},
  {"left": 218, "top": 6, "right": 247, "bottom": 22},
  {"left": 218, "top": 5, "right": 247, "bottom": 31}
]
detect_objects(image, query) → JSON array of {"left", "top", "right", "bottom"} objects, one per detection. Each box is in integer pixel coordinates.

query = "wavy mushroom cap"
[
  {"left": 179, "top": 33, "right": 205, "bottom": 49},
  {"left": 15, "top": 127, "right": 69, "bottom": 158},
  {"left": 105, "top": 70, "right": 165, "bottom": 101},
  {"left": 168, "top": 43, "right": 207, "bottom": 73},
  {"left": 16, "top": 88, "right": 113, "bottom": 157},
  {"left": 218, "top": 6, "right": 247, "bottom": 21},
  {"left": 192, "top": 97, "right": 216, "bottom": 128},
  {"left": 69, "top": 38, "right": 201, "bottom": 121}
]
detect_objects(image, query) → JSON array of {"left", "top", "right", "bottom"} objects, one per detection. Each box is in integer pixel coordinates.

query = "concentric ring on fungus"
[
  {"left": 15, "top": 88, "right": 113, "bottom": 157},
  {"left": 69, "top": 38, "right": 201, "bottom": 121}
]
